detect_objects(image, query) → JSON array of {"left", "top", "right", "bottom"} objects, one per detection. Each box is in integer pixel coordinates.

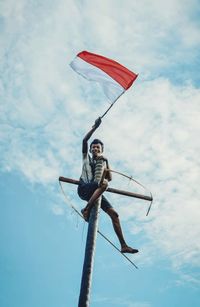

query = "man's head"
[{"left": 90, "top": 139, "right": 104, "bottom": 157}]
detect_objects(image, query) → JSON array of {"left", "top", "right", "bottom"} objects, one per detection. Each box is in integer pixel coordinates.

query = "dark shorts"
[{"left": 77, "top": 181, "right": 113, "bottom": 212}]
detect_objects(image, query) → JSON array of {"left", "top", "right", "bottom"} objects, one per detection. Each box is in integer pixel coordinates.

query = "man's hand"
[{"left": 92, "top": 117, "right": 101, "bottom": 129}]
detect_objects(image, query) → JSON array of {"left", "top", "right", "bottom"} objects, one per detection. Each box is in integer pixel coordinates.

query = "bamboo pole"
[{"left": 59, "top": 177, "right": 152, "bottom": 202}]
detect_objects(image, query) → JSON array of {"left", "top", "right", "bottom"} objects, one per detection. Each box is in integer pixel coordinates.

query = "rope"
[{"left": 108, "top": 169, "right": 153, "bottom": 216}]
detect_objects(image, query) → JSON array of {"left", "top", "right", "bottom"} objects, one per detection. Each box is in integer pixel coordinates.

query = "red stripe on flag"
[{"left": 77, "top": 51, "right": 138, "bottom": 90}]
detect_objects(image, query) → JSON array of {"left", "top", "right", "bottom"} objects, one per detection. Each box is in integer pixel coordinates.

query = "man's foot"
[
  {"left": 81, "top": 208, "right": 90, "bottom": 222},
  {"left": 121, "top": 245, "right": 139, "bottom": 254}
]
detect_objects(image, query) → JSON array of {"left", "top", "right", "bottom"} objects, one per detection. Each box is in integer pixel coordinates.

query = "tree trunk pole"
[
  {"left": 78, "top": 198, "right": 101, "bottom": 307},
  {"left": 78, "top": 157, "right": 105, "bottom": 307}
]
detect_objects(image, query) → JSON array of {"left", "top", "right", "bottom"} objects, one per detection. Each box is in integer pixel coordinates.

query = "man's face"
[{"left": 91, "top": 143, "right": 103, "bottom": 157}]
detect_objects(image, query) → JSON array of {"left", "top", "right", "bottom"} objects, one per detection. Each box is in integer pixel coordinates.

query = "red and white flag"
[{"left": 70, "top": 51, "right": 138, "bottom": 102}]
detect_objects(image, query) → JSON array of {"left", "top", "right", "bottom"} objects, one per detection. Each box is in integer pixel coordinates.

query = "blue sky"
[{"left": 0, "top": 0, "right": 200, "bottom": 306}]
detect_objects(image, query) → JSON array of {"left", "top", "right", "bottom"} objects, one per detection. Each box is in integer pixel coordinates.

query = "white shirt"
[{"left": 80, "top": 154, "right": 94, "bottom": 183}]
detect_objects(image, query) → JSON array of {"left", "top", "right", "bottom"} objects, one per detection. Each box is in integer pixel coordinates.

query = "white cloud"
[{"left": 0, "top": 0, "right": 200, "bottom": 276}]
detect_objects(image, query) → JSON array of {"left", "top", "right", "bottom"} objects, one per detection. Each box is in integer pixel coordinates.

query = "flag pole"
[
  {"left": 100, "top": 102, "right": 115, "bottom": 119},
  {"left": 100, "top": 92, "right": 124, "bottom": 119}
]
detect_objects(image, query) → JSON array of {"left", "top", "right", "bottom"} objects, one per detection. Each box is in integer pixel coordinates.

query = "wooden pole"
[
  {"left": 78, "top": 198, "right": 101, "bottom": 307},
  {"left": 59, "top": 177, "right": 153, "bottom": 202},
  {"left": 78, "top": 157, "right": 106, "bottom": 307}
]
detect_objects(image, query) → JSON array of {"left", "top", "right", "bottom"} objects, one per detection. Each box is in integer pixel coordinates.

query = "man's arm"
[
  {"left": 105, "top": 160, "right": 112, "bottom": 182},
  {"left": 82, "top": 117, "right": 102, "bottom": 155}
]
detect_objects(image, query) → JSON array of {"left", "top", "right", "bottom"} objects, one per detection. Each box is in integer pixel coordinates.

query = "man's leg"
[
  {"left": 106, "top": 208, "right": 139, "bottom": 254},
  {"left": 82, "top": 181, "right": 108, "bottom": 221}
]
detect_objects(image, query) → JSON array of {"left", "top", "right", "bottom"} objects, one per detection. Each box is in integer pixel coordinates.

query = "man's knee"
[{"left": 100, "top": 179, "right": 108, "bottom": 190}]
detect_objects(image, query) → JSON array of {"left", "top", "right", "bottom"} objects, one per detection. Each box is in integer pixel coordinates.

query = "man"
[{"left": 77, "top": 118, "right": 138, "bottom": 254}]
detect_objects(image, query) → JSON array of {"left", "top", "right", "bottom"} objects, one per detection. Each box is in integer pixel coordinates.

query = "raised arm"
[{"left": 82, "top": 117, "right": 102, "bottom": 155}]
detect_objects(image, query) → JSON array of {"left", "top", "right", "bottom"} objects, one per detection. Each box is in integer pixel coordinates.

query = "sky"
[{"left": 0, "top": 0, "right": 200, "bottom": 306}]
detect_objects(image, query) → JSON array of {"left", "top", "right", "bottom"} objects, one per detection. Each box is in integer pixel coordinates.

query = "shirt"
[
  {"left": 80, "top": 154, "right": 94, "bottom": 183},
  {"left": 80, "top": 154, "right": 106, "bottom": 183}
]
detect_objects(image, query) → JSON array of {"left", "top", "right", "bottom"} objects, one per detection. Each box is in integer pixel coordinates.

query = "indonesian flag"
[{"left": 70, "top": 51, "right": 138, "bottom": 102}]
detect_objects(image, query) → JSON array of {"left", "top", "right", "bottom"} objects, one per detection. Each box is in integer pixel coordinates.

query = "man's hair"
[{"left": 90, "top": 139, "right": 104, "bottom": 152}]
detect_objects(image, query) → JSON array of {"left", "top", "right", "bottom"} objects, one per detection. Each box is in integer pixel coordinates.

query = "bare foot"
[
  {"left": 121, "top": 245, "right": 139, "bottom": 254},
  {"left": 81, "top": 208, "right": 90, "bottom": 222}
]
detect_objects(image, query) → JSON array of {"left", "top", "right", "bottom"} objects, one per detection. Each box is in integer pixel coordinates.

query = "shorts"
[{"left": 77, "top": 181, "right": 113, "bottom": 212}]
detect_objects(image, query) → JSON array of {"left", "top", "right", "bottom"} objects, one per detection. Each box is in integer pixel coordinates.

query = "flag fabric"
[{"left": 70, "top": 51, "right": 138, "bottom": 102}]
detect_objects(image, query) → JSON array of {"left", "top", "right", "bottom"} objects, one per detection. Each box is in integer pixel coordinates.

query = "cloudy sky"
[{"left": 1, "top": 0, "right": 200, "bottom": 306}]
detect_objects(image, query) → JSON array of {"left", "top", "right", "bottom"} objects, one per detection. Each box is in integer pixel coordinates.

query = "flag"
[{"left": 70, "top": 51, "right": 138, "bottom": 102}]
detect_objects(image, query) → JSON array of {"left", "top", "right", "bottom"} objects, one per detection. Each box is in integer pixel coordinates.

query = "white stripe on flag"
[{"left": 70, "top": 56, "right": 125, "bottom": 102}]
